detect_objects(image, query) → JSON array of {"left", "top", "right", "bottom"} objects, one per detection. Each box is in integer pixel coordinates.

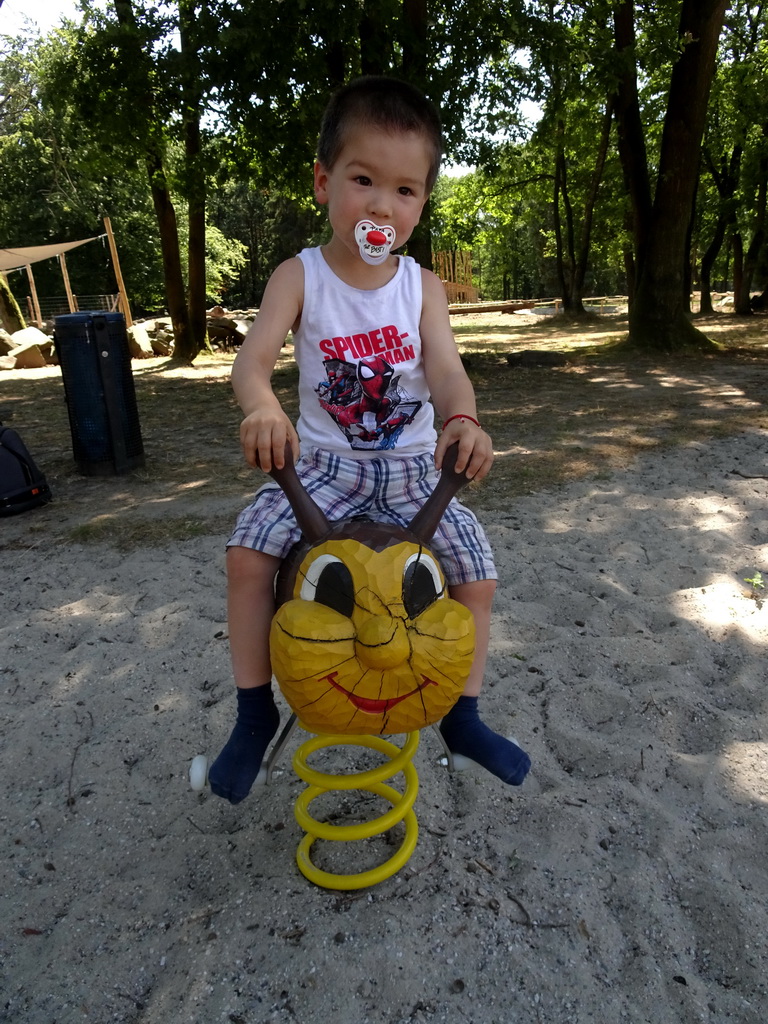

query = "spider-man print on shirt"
[{"left": 316, "top": 355, "right": 422, "bottom": 450}]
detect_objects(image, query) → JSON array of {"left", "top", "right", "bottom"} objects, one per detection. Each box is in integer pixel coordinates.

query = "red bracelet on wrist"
[{"left": 441, "top": 413, "right": 481, "bottom": 431}]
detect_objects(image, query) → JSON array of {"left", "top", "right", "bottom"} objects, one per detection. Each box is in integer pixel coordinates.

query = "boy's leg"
[
  {"left": 450, "top": 578, "right": 495, "bottom": 697},
  {"left": 226, "top": 546, "right": 280, "bottom": 687},
  {"left": 440, "top": 579, "right": 531, "bottom": 786},
  {"left": 208, "top": 546, "right": 282, "bottom": 804}
]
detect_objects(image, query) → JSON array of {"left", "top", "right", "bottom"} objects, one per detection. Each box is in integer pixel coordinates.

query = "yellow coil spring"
[{"left": 292, "top": 729, "right": 420, "bottom": 890}]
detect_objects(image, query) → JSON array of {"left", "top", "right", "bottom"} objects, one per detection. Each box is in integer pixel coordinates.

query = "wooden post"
[
  {"left": 103, "top": 215, "right": 133, "bottom": 326},
  {"left": 25, "top": 264, "right": 43, "bottom": 325},
  {"left": 58, "top": 252, "right": 76, "bottom": 313}
]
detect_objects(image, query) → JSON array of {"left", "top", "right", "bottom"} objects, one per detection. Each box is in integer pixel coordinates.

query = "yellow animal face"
[{"left": 269, "top": 522, "right": 475, "bottom": 735}]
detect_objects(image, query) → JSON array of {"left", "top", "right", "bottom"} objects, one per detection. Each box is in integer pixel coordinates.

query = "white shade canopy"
[{"left": 0, "top": 236, "right": 103, "bottom": 273}]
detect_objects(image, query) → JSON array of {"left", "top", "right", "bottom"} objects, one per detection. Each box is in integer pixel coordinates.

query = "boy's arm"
[
  {"left": 420, "top": 269, "right": 494, "bottom": 481},
  {"left": 231, "top": 257, "right": 303, "bottom": 472}
]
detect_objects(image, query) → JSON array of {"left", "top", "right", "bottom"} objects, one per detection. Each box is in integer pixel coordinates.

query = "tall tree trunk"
[
  {"left": 751, "top": 280, "right": 768, "bottom": 310},
  {"left": 612, "top": 1, "right": 653, "bottom": 273},
  {"left": 682, "top": 176, "right": 699, "bottom": 315},
  {"left": 361, "top": 0, "right": 394, "bottom": 75},
  {"left": 114, "top": 0, "right": 193, "bottom": 356},
  {"left": 613, "top": 0, "right": 728, "bottom": 350},
  {"left": 554, "top": 100, "right": 614, "bottom": 316},
  {"left": 733, "top": 144, "right": 767, "bottom": 314},
  {"left": 699, "top": 210, "right": 728, "bottom": 314},
  {"left": 574, "top": 98, "right": 614, "bottom": 304},
  {"left": 401, "top": 0, "right": 433, "bottom": 270},
  {"left": 552, "top": 121, "right": 569, "bottom": 306},
  {"left": 185, "top": 173, "right": 208, "bottom": 360},
  {"left": 622, "top": 238, "right": 636, "bottom": 305},
  {"left": 146, "top": 152, "right": 192, "bottom": 356},
  {"left": 179, "top": 0, "right": 207, "bottom": 362},
  {"left": 700, "top": 144, "right": 741, "bottom": 314},
  {"left": 553, "top": 119, "right": 583, "bottom": 314}
]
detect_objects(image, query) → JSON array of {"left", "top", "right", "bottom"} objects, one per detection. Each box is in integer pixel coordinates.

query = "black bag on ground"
[{"left": 0, "top": 423, "right": 53, "bottom": 516}]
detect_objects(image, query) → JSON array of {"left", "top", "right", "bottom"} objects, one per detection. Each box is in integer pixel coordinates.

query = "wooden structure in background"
[
  {"left": 434, "top": 250, "right": 479, "bottom": 304},
  {"left": 103, "top": 216, "right": 133, "bottom": 326},
  {"left": 448, "top": 300, "right": 535, "bottom": 315},
  {"left": 0, "top": 216, "right": 132, "bottom": 326},
  {"left": 58, "top": 252, "right": 76, "bottom": 312},
  {"left": 24, "top": 265, "right": 43, "bottom": 325}
]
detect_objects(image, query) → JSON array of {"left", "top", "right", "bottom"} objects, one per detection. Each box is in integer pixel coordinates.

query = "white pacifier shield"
[{"left": 355, "top": 220, "right": 396, "bottom": 265}]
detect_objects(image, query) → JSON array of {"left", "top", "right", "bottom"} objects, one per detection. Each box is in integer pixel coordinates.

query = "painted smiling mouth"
[{"left": 320, "top": 671, "right": 437, "bottom": 714}]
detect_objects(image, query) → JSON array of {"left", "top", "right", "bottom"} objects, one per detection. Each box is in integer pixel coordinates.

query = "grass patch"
[
  {"left": 2, "top": 309, "right": 766, "bottom": 549},
  {"left": 67, "top": 514, "right": 218, "bottom": 550}
]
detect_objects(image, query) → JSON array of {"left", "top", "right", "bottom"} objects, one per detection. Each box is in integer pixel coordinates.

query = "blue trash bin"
[{"left": 54, "top": 312, "right": 145, "bottom": 476}]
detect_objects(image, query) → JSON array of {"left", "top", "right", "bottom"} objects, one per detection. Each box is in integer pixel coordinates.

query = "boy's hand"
[
  {"left": 240, "top": 410, "right": 299, "bottom": 473},
  {"left": 435, "top": 419, "right": 493, "bottom": 481}
]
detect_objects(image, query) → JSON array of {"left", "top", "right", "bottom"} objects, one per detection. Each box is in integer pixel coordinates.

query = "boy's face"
[{"left": 314, "top": 124, "right": 431, "bottom": 262}]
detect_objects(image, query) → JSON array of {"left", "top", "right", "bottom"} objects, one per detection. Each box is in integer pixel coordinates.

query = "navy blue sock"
[
  {"left": 439, "top": 695, "right": 531, "bottom": 786},
  {"left": 209, "top": 685, "right": 280, "bottom": 804}
]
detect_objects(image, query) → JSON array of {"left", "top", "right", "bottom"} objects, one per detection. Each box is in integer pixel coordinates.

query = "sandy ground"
[{"left": 2, "top": 412, "right": 767, "bottom": 1022}]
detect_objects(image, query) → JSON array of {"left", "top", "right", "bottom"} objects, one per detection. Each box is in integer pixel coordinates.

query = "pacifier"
[{"left": 355, "top": 220, "right": 396, "bottom": 265}]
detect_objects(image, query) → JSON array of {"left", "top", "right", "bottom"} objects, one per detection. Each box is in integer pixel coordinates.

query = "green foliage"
[
  {"left": 208, "top": 181, "right": 325, "bottom": 306},
  {"left": 432, "top": 163, "right": 549, "bottom": 300},
  {"left": 3, "top": 0, "right": 767, "bottom": 340},
  {"left": 0, "top": 30, "right": 154, "bottom": 304},
  {"left": 0, "top": 7, "right": 254, "bottom": 317},
  {"left": 174, "top": 213, "right": 249, "bottom": 304},
  {"left": 700, "top": 2, "right": 768, "bottom": 305}
]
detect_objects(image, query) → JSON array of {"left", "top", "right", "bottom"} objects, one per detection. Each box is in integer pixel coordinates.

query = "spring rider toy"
[{"left": 192, "top": 443, "right": 476, "bottom": 889}]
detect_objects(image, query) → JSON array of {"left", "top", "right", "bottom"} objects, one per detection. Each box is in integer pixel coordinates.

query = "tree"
[
  {"left": 0, "top": 27, "right": 166, "bottom": 309},
  {"left": 0, "top": 273, "right": 25, "bottom": 331},
  {"left": 208, "top": 182, "right": 324, "bottom": 306},
  {"left": 698, "top": 2, "right": 768, "bottom": 314},
  {"left": 7, "top": 0, "right": 535, "bottom": 333},
  {"left": 40, "top": 0, "right": 224, "bottom": 360},
  {"left": 697, "top": 144, "right": 740, "bottom": 313},
  {"left": 431, "top": 162, "right": 556, "bottom": 300},
  {"left": 613, "top": 0, "right": 728, "bottom": 350},
  {"left": 216, "top": 0, "right": 526, "bottom": 267},
  {"left": 518, "top": 3, "right": 619, "bottom": 314},
  {"left": 109, "top": 0, "right": 206, "bottom": 361}
]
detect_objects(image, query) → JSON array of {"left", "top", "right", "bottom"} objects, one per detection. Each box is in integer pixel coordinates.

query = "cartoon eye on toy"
[
  {"left": 299, "top": 554, "right": 355, "bottom": 617},
  {"left": 403, "top": 551, "right": 444, "bottom": 619},
  {"left": 267, "top": 444, "right": 476, "bottom": 735}
]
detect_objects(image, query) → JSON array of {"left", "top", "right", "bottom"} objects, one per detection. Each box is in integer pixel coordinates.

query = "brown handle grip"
[
  {"left": 408, "top": 443, "right": 472, "bottom": 543},
  {"left": 266, "top": 441, "right": 472, "bottom": 545},
  {"left": 266, "top": 444, "right": 330, "bottom": 542}
]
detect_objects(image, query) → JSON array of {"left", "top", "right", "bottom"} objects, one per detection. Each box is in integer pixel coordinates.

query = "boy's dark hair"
[{"left": 317, "top": 76, "right": 443, "bottom": 192}]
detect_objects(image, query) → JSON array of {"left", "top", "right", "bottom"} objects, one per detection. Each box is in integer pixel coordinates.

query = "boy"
[{"left": 210, "top": 76, "right": 531, "bottom": 803}]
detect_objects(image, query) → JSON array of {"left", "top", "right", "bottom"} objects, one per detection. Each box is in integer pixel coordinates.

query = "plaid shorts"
[{"left": 227, "top": 447, "right": 497, "bottom": 586}]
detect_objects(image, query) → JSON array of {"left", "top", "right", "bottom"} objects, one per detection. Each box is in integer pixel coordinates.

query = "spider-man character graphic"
[{"left": 316, "top": 356, "right": 421, "bottom": 450}]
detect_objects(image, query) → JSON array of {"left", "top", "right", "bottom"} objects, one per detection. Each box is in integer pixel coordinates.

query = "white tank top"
[{"left": 293, "top": 247, "right": 437, "bottom": 458}]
